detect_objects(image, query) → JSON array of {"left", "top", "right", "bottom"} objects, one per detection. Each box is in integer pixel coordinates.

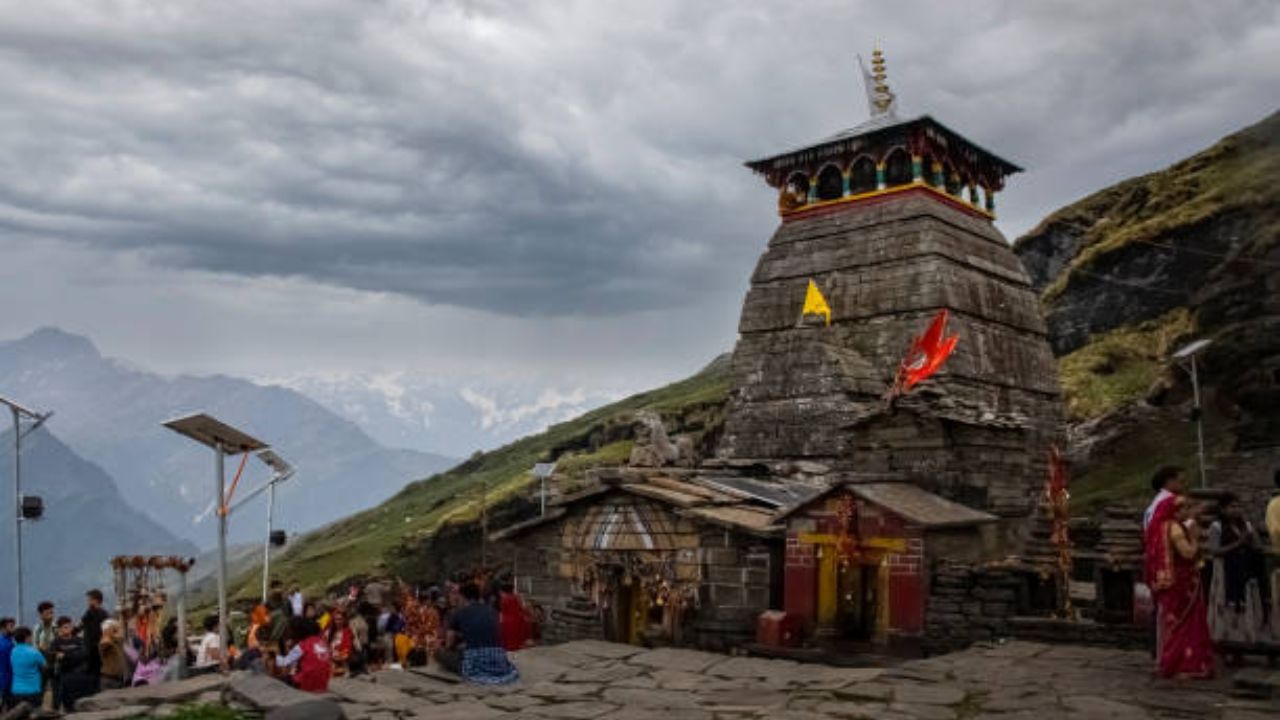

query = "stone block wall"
[
  {"left": 691, "top": 531, "right": 775, "bottom": 651},
  {"left": 720, "top": 195, "right": 1064, "bottom": 544},
  {"left": 924, "top": 559, "right": 1154, "bottom": 655},
  {"left": 924, "top": 561, "right": 1021, "bottom": 655}
]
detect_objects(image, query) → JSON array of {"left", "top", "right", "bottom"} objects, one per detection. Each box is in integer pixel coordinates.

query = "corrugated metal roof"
[{"left": 697, "top": 476, "right": 820, "bottom": 508}]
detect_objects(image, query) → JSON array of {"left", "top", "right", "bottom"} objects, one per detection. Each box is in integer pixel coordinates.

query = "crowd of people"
[
  {"left": 0, "top": 573, "right": 533, "bottom": 712},
  {"left": 0, "top": 590, "right": 122, "bottom": 712},
  {"left": 225, "top": 573, "right": 531, "bottom": 690},
  {"left": 1142, "top": 466, "right": 1280, "bottom": 679}
]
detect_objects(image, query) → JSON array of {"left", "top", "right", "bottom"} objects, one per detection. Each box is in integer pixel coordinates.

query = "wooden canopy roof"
[{"left": 745, "top": 114, "right": 1022, "bottom": 192}]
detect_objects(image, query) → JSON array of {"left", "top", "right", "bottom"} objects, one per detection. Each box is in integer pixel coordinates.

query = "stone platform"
[{"left": 64, "top": 640, "right": 1280, "bottom": 719}]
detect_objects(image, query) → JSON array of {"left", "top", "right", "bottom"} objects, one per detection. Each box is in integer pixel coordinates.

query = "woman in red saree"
[
  {"left": 498, "top": 581, "right": 531, "bottom": 652},
  {"left": 1146, "top": 496, "right": 1215, "bottom": 679}
]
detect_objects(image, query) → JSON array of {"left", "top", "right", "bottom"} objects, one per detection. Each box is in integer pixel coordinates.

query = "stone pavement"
[
  {"left": 61, "top": 639, "right": 1280, "bottom": 719},
  {"left": 336, "top": 640, "right": 1278, "bottom": 720}
]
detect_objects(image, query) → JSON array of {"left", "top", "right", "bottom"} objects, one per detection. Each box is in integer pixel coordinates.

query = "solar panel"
[
  {"left": 256, "top": 448, "right": 294, "bottom": 477},
  {"left": 162, "top": 413, "right": 268, "bottom": 454}
]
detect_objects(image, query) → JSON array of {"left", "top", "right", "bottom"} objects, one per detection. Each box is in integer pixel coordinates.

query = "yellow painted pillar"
[{"left": 816, "top": 544, "right": 837, "bottom": 631}]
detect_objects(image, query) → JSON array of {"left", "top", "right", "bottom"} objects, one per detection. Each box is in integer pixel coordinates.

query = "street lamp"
[
  {"left": 0, "top": 395, "right": 52, "bottom": 623},
  {"left": 252, "top": 448, "right": 295, "bottom": 603},
  {"left": 163, "top": 413, "right": 268, "bottom": 673},
  {"left": 1172, "top": 339, "right": 1213, "bottom": 489},
  {"left": 533, "top": 462, "right": 557, "bottom": 516}
]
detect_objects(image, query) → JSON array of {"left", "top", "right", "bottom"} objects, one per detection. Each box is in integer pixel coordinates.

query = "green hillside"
[
  {"left": 226, "top": 356, "right": 729, "bottom": 601},
  {"left": 1015, "top": 109, "right": 1280, "bottom": 512}
]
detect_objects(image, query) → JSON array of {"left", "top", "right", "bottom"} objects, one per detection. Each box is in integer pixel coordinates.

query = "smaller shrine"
[
  {"left": 777, "top": 480, "right": 996, "bottom": 652},
  {"left": 490, "top": 468, "right": 807, "bottom": 650}
]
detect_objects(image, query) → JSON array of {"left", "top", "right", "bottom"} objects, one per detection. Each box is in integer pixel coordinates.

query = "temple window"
[
  {"left": 815, "top": 164, "right": 844, "bottom": 201},
  {"left": 883, "top": 148, "right": 912, "bottom": 187},
  {"left": 849, "top": 156, "right": 877, "bottom": 195}
]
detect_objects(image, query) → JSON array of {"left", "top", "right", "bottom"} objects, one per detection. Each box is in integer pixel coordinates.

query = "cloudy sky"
[{"left": 1, "top": 1, "right": 1277, "bottom": 409}]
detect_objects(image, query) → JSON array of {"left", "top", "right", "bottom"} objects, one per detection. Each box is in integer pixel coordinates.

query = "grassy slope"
[
  {"left": 1030, "top": 110, "right": 1280, "bottom": 302},
  {"left": 227, "top": 358, "right": 729, "bottom": 600},
  {"left": 1056, "top": 308, "right": 1192, "bottom": 422}
]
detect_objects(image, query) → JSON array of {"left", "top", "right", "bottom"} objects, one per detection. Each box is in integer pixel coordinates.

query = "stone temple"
[
  {"left": 496, "top": 51, "right": 1064, "bottom": 655},
  {"left": 717, "top": 49, "right": 1061, "bottom": 534}
]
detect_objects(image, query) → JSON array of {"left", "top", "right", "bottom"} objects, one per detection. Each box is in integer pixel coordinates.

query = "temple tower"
[{"left": 719, "top": 50, "right": 1062, "bottom": 531}]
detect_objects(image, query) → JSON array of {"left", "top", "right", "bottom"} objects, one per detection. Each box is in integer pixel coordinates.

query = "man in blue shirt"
[
  {"left": 438, "top": 583, "right": 518, "bottom": 685},
  {"left": 8, "top": 626, "right": 46, "bottom": 710},
  {"left": 0, "top": 617, "right": 15, "bottom": 710}
]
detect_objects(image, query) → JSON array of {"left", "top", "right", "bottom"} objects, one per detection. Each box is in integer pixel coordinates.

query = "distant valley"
[{"left": 0, "top": 328, "right": 458, "bottom": 548}]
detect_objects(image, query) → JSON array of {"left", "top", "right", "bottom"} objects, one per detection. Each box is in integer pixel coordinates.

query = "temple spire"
[{"left": 858, "top": 44, "right": 898, "bottom": 119}]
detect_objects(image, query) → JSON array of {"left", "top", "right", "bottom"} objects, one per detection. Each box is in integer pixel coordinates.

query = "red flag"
[{"left": 900, "top": 309, "right": 960, "bottom": 391}]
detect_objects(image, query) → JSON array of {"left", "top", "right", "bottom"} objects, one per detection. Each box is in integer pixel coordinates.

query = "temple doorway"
[
  {"left": 816, "top": 544, "right": 885, "bottom": 642},
  {"left": 604, "top": 573, "right": 649, "bottom": 645},
  {"left": 837, "top": 562, "right": 878, "bottom": 641}
]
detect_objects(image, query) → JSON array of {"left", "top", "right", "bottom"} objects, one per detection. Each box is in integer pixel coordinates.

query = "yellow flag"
[{"left": 802, "top": 279, "right": 832, "bottom": 326}]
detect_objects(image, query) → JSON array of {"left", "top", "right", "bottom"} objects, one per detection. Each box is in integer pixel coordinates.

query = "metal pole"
[
  {"left": 1191, "top": 354, "right": 1208, "bottom": 488},
  {"left": 540, "top": 475, "right": 546, "bottom": 517},
  {"left": 176, "top": 568, "right": 189, "bottom": 679},
  {"left": 262, "top": 481, "right": 275, "bottom": 603},
  {"left": 481, "top": 476, "right": 488, "bottom": 569},
  {"left": 215, "top": 444, "right": 229, "bottom": 673},
  {"left": 12, "top": 406, "right": 23, "bottom": 622}
]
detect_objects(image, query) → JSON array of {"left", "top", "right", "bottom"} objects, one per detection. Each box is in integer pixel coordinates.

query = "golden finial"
[
  {"left": 858, "top": 43, "right": 899, "bottom": 119},
  {"left": 870, "top": 47, "right": 894, "bottom": 115}
]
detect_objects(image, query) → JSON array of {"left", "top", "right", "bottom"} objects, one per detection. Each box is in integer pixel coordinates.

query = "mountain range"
[
  {"left": 272, "top": 373, "right": 624, "bottom": 457},
  {"left": 0, "top": 328, "right": 457, "bottom": 548}
]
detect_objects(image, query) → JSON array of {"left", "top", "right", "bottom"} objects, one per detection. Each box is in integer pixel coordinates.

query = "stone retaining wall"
[{"left": 925, "top": 560, "right": 1153, "bottom": 655}]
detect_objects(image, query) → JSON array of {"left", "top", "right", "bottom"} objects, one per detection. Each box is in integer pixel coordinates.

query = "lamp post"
[
  {"left": 164, "top": 413, "right": 267, "bottom": 673},
  {"left": 253, "top": 449, "right": 295, "bottom": 603},
  {"left": 1, "top": 396, "right": 51, "bottom": 623},
  {"left": 533, "top": 462, "right": 557, "bottom": 516},
  {"left": 1172, "top": 339, "right": 1213, "bottom": 489}
]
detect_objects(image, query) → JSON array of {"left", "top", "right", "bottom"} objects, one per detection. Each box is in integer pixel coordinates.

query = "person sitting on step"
[{"left": 437, "top": 582, "right": 519, "bottom": 685}]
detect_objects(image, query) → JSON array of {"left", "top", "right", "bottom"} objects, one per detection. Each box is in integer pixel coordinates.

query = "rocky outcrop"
[
  {"left": 628, "top": 410, "right": 696, "bottom": 468},
  {"left": 1013, "top": 109, "right": 1280, "bottom": 514}
]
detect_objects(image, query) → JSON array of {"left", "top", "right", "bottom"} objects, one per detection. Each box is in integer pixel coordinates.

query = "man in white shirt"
[{"left": 194, "top": 615, "right": 222, "bottom": 669}]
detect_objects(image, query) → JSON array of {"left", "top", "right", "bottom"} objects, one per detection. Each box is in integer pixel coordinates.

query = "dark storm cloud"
[{"left": 0, "top": 1, "right": 1277, "bottom": 317}]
